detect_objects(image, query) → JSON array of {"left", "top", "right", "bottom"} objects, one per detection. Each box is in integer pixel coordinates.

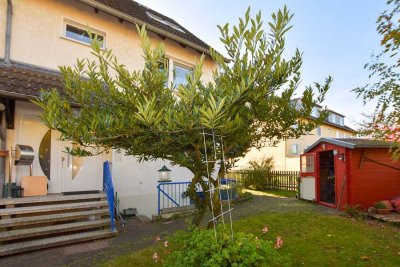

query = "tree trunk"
[{"left": 187, "top": 170, "right": 224, "bottom": 227}]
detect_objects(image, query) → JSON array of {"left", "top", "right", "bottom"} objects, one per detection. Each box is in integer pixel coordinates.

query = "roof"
[
  {"left": 78, "top": 0, "right": 214, "bottom": 56},
  {"left": 0, "top": 61, "right": 63, "bottom": 99},
  {"left": 314, "top": 103, "right": 345, "bottom": 117},
  {"left": 304, "top": 138, "right": 394, "bottom": 153},
  {"left": 315, "top": 118, "right": 357, "bottom": 133}
]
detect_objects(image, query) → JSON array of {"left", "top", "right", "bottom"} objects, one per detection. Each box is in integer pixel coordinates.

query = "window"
[
  {"left": 173, "top": 62, "right": 193, "bottom": 87},
  {"left": 301, "top": 154, "right": 315, "bottom": 173},
  {"left": 63, "top": 20, "right": 105, "bottom": 48},
  {"left": 311, "top": 107, "right": 319, "bottom": 118},
  {"left": 291, "top": 144, "right": 299, "bottom": 155},
  {"left": 339, "top": 117, "right": 344, "bottom": 126},
  {"left": 336, "top": 131, "right": 340, "bottom": 138},
  {"left": 146, "top": 12, "right": 185, "bottom": 33},
  {"left": 316, "top": 126, "right": 321, "bottom": 136}
]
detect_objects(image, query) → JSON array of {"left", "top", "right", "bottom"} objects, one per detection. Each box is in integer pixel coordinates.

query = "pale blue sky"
[{"left": 136, "top": 0, "right": 387, "bottom": 128}]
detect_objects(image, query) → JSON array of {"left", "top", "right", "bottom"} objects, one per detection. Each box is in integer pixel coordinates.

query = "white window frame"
[
  {"left": 165, "top": 56, "right": 194, "bottom": 88},
  {"left": 316, "top": 126, "right": 321, "bottom": 136},
  {"left": 61, "top": 18, "right": 106, "bottom": 49},
  {"left": 291, "top": 144, "right": 299, "bottom": 155}
]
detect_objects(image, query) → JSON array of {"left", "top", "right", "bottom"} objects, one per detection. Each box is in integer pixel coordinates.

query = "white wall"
[{"left": 111, "top": 151, "right": 193, "bottom": 217}]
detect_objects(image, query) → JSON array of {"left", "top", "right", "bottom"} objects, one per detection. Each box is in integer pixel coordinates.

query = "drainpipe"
[{"left": 4, "top": 0, "right": 13, "bottom": 63}]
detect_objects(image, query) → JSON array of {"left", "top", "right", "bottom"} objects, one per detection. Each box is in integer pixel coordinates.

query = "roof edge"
[
  {"left": 303, "top": 138, "right": 356, "bottom": 153},
  {"left": 77, "top": 0, "right": 229, "bottom": 62}
]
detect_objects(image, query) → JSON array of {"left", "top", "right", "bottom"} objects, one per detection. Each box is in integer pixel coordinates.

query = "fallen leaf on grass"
[{"left": 361, "top": 256, "right": 371, "bottom": 261}]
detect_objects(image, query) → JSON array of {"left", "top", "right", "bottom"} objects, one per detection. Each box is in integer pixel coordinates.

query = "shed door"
[{"left": 300, "top": 153, "right": 317, "bottom": 201}]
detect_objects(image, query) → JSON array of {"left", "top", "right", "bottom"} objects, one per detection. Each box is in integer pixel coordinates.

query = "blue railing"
[
  {"left": 157, "top": 179, "right": 238, "bottom": 214},
  {"left": 157, "top": 181, "right": 192, "bottom": 214}
]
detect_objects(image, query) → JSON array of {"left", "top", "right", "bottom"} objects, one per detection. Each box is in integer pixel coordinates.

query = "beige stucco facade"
[
  {"left": 2, "top": 0, "right": 216, "bottom": 80},
  {"left": 0, "top": 0, "right": 6, "bottom": 59},
  {"left": 235, "top": 123, "right": 355, "bottom": 171},
  {"left": 0, "top": 0, "right": 218, "bottom": 216}
]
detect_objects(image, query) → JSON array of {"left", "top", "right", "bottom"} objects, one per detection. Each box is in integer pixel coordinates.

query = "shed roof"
[{"left": 304, "top": 138, "right": 394, "bottom": 153}]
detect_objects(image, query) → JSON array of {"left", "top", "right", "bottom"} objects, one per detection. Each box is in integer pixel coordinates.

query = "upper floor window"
[
  {"left": 316, "top": 126, "right": 321, "bottom": 136},
  {"left": 327, "top": 113, "right": 344, "bottom": 126},
  {"left": 172, "top": 62, "right": 193, "bottom": 88},
  {"left": 311, "top": 107, "right": 319, "bottom": 118},
  {"left": 146, "top": 12, "right": 186, "bottom": 33},
  {"left": 63, "top": 20, "right": 105, "bottom": 49}
]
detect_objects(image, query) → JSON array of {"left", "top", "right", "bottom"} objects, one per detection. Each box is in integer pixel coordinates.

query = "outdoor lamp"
[{"left": 158, "top": 165, "right": 172, "bottom": 182}]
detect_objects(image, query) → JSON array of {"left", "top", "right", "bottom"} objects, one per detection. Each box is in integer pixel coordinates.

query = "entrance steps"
[{"left": 0, "top": 192, "right": 117, "bottom": 256}]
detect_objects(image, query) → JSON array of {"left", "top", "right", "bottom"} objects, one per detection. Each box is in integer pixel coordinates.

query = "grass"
[
  {"left": 102, "top": 212, "right": 400, "bottom": 267},
  {"left": 261, "top": 189, "right": 297, "bottom": 198}
]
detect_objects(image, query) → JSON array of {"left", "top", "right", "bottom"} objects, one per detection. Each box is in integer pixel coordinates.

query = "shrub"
[
  {"left": 242, "top": 157, "right": 274, "bottom": 190},
  {"left": 374, "top": 201, "right": 387, "bottom": 209},
  {"left": 163, "top": 228, "right": 290, "bottom": 267},
  {"left": 343, "top": 204, "right": 366, "bottom": 219}
]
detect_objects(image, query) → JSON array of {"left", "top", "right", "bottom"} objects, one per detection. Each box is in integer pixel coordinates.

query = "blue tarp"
[{"left": 103, "top": 161, "right": 116, "bottom": 231}]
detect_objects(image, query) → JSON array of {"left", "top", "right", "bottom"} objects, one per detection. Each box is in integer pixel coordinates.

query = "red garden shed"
[{"left": 299, "top": 138, "right": 400, "bottom": 210}]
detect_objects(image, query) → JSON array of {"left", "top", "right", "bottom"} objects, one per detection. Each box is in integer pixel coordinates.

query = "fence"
[
  {"left": 157, "top": 182, "right": 192, "bottom": 214},
  {"left": 227, "top": 170, "right": 299, "bottom": 191},
  {"left": 157, "top": 179, "right": 239, "bottom": 214}
]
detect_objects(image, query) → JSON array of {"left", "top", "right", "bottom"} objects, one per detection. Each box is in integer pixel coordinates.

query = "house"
[
  {"left": 0, "top": 0, "right": 218, "bottom": 218},
  {"left": 235, "top": 105, "right": 357, "bottom": 171},
  {"left": 299, "top": 138, "right": 400, "bottom": 210}
]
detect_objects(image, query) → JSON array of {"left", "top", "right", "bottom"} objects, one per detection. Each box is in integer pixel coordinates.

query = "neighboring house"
[
  {"left": 235, "top": 105, "right": 357, "bottom": 171},
  {"left": 0, "top": 0, "right": 218, "bottom": 217}
]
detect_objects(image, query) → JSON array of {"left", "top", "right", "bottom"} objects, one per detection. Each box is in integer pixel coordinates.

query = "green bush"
[
  {"left": 164, "top": 228, "right": 290, "bottom": 267},
  {"left": 242, "top": 157, "right": 274, "bottom": 190}
]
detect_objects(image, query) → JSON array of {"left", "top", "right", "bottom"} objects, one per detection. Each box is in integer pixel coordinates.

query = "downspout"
[
  {"left": 4, "top": 0, "right": 13, "bottom": 63},
  {"left": 2, "top": 0, "right": 13, "bottom": 197}
]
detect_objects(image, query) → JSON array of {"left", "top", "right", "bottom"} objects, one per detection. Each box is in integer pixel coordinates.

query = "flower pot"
[{"left": 376, "top": 208, "right": 391, "bottom": 214}]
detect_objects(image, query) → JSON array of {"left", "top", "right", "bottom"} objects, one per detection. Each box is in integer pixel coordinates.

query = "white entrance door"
[{"left": 60, "top": 140, "right": 103, "bottom": 193}]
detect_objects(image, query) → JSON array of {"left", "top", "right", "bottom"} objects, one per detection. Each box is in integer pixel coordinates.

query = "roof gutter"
[
  {"left": 77, "top": 0, "right": 219, "bottom": 58},
  {"left": 4, "top": 0, "right": 13, "bottom": 63}
]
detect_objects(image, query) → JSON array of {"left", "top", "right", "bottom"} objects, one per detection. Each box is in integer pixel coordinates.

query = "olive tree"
[{"left": 34, "top": 7, "right": 330, "bottom": 225}]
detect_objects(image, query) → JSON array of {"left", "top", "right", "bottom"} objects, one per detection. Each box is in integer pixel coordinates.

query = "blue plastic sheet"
[{"left": 103, "top": 161, "right": 116, "bottom": 231}]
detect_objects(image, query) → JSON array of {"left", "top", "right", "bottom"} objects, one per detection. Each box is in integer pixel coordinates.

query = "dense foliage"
[
  {"left": 163, "top": 228, "right": 290, "bottom": 267},
  {"left": 34, "top": 7, "right": 330, "bottom": 224},
  {"left": 353, "top": 0, "right": 400, "bottom": 159},
  {"left": 242, "top": 157, "right": 274, "bottom": 190}
]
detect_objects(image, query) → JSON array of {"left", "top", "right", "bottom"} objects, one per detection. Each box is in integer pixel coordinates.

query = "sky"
[{"left": 136, "top": 0, "right": 388, "bottom": 129}]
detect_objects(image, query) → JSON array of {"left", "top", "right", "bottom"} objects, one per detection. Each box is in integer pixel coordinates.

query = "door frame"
[{"left": 316, "top": 150, "right": 337, "bottom": 208}]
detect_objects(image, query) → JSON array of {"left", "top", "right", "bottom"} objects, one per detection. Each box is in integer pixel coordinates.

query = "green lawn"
[
  {"left": 261, "top": 189, "right": 297, "bottom": 198},
  {"left": 102, "top": 212, "right": 400, "bottom": 266}
]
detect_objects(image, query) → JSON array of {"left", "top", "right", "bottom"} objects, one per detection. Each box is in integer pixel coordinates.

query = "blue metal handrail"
[
  {"left": 157, "top": 179, "right": 238, "bottom": 214},
  {"left": 157, "top": 181, "right": 191, "bottom": 214}
]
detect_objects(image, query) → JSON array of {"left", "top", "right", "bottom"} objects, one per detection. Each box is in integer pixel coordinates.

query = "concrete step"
[
  {"left": 0, "top": 209, "right": 109, "bottom": 228},
  {"left": 0, "top": 201, "right": 108, "bottom": 217},
  {"left": 161, "top": 205, "right": 195, "bottom": 214},
  {"left": 160, "top": 205, "right": 196, "bottom": 220},
  {"left": 0, "top": 229, "right": 117, "bottom": 256},
  {"left": 0, "top": 193, "right": 106, "bottom": 206},
  {"left": 0, "top": 218, "right": 111, "bottom": 242}
]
